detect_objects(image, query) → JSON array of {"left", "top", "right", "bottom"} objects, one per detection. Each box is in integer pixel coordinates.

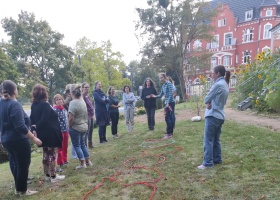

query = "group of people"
[{"left": 0, "top": 65, "right": 230, "bottom": 196}]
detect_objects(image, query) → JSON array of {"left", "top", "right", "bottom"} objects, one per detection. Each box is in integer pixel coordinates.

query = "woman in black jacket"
[
  {"left": 0, "top": 80, "right": 41, "bottom": 196},
  {"left": 141, "top": 78, "right": 158, "bottom": 130},
  {"left": 30, "top": 84, "right": 65, "bottom": 183}
]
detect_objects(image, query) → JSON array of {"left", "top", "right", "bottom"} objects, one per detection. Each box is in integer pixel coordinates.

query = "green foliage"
[
  {"left": 266, "top": 83, "right": 280, "bottom": 112},
  {"left": 0, "top": 48, "right": 20, "bottom": 84},
  {"left": 156, "top": 98, "right": 163, "bottom": 109},
  {"left": 235, "top": 51, "right": 280, "bottom": 113},
  {"left": 136, "top": 106, "right": 146, "bottom": 115},
  {"left": 1, "top": 11, "right": 74, "bottom": 101}
]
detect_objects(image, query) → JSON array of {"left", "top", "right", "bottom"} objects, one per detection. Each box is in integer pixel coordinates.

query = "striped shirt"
[{"left": 157, "top": 81, "right": 175, "bottom": 104}]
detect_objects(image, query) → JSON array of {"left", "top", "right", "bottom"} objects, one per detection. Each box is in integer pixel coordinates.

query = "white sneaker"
[
  {"left": 86, "top": 161, "right": 93, "bottom": 166},
  {"left": 197, "top": 165, "right": 211, "bottom": 170},
  {"left": 51, "top": 174, "right": 65, "bottom": 183},
  {"left": 15, "top": 190, "right": 38, "bottom": 196},
  {"left": 113, "top": 135, "right": 119, "bottom": 139},
  {"left": 76, "top": 164, "right": 87, "bottom": 170}
]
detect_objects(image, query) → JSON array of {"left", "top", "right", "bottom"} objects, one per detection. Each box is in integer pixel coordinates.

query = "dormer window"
[
  {"left": 245, "top": 10, "right": 253, "bottom": 21},
  {"left": 266, "top": 9, "right": 272, "bottom": 17}
]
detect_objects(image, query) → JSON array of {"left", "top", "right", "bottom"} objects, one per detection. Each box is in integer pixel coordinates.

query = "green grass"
[{"left": 1, "top": 105, "right": 280, "bottom": 199}]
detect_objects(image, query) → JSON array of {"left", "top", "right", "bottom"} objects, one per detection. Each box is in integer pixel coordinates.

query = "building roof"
[{"left": 210, "top": 0, "right": 279, "bottom": 23}]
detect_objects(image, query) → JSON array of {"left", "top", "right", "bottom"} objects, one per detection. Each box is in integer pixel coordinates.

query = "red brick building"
[{"left": 185, "top": 0, "right": 280, "bottom": 95}]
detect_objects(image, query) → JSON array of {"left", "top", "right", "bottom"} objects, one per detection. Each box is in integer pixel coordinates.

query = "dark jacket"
[
  {"left": 93, "top": 89, "right": 110, "bottom": 126},
  {"left": 0, "top": 99, "right": 29, "bottom": 143},
  {"left": 141, "top": 87, "right": 158, "bottom": 108},
  {"left": 30, "top": 101, "right": 62, "bottom": 148}
]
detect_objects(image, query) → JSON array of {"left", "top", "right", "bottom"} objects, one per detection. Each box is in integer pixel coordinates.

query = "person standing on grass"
[
  {"left": 167, "top": 76, "right": 177, "bottom": 129},
  {"left": 53, "top": 94, "right": 69, "bottom": 172},
  {"left": 197, "top": 65, "right": 229, "bottom": 170},
  {"left": 122, "top": 85, "right": 135, "bottom": 133},
  {"left": 93, "top": 81, "right": 110, "bottom": 143},
  {"left": 68, "top": 84, "right": 92, "bottom": 169},
  {"left": 141, "top": 78, "right": 158, "bottom": 131},
  {"left": 108, "top": 86, "right": 120, "bottom": 138},
  {"left": 0, "top": 80, "right": 42, "bottom": 196},
  {"left": 82, "top": 82, "right": 94, "bottom": 149},
  {"left": 30, "top": 84, "right": 65, "bottom": 183},
  {"left": 151, "top": 73, "right": 175, "bottom": 139}
]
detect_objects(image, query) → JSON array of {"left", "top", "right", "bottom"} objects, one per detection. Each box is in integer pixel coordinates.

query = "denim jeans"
[
  {"left": 145, "top": 107, "right": 156, "bottom": 129},
  {"left": 202, "top": 116, "right": 224, "bottom": 167},
  {"left": 2, "top": 138, "right": 31, "bottom": 192},
  {"left": 71, "top": 142, "right": 77, "bottom": 159},
  {"left": 69, "top": 129, "right": 89, "bottom": 161},
  {"left": 165, "top": 102, "right": 175, "bottom": 135}
]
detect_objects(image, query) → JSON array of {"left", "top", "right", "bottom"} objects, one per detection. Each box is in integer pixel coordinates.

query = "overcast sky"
[{"left": 0, "top": 0, "right": 148, "bottom": 64}]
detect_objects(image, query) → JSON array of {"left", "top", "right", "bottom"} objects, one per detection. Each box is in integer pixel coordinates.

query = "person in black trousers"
[
  {"left": 141, "top": 78, "right": 158, "bottom": 130},
  {"left": 93, "top": 81, "right": 110, "bottom": 143},
  {"left": 0, "top": 80, "right": 42, "bottom": 196},
  {"left": 107, "top": 86, "right": 120, "bottom": 138}
]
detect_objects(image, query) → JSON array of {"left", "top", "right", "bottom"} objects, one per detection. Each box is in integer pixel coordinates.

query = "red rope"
[{"left": 82, "top": 138, "right": 182, "bottom": 200}]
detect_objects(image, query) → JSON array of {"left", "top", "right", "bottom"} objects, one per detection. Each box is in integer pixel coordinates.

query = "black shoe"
[
  {"left": 100, "top": 140, "right": 104, "bottom": 144},
  {"left": 104, "top": 139, "right": 108, "bottom": 142}
]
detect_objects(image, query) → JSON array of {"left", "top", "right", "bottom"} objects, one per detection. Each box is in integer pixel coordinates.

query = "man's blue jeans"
[
  {"left": 203, "top": 116, "right": 224, "bottom": 167},
  {"left": 69, "top": 129, "right": 89, "bottom": 161},
  {"left": 165, "top": 102, "right": 175, "bottom": 135}
]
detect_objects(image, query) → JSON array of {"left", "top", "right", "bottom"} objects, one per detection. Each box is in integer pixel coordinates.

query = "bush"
[
  {"left": 0, "top": 144, "right": 8, "bottom": 164},
  {"left": 156, "top": 98, "right": 163, "bottom": 109},
  {"left": 137, "top": 107, "right": 146, "bottom": 115},
  {"left": 267, "top": 89, "right": 280, "bottom": 112},
  {"left": 135, "top": 100, "right": 144, "bottom": 108}
]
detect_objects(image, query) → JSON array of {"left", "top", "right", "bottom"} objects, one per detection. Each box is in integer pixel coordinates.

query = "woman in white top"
[{"left": 122, "top": 85, "right": 135, "bottom": 133}]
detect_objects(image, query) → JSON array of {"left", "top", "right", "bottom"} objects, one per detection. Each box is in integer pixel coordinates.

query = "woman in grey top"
[{"left": 68, "top": 84, "right": 92, "bottom": 170}]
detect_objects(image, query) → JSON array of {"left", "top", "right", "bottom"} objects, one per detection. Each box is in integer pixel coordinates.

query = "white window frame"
[
  {"left": 193, "top": 39, "right": 202, "bottom": 51},
  {"left": 262, "top": 46, "right": 270, "bottom": 54},
  {"left": 266, "top": 9, "right": 272, "bottom": 17},
  {"left": 245, "top": 10, "right": 253, "bottom": 21},
  {"left": 223, "top": 56, "right": 230, "bottom": 67},
  {"left": 218, "top": 18, "right": 226, "bottom": 27},
  {"left": 236, "top": 54, "right": 239, "bottom": 64},
  {"left": 211, "top": 35, "right": 219, "bottom": 48},
  {"left": 243, "top": 28, "right": 253, "bottom": 42},
  {"left": 264, "top": 23, "right": 272, "bottom": 39},
  {"left": 224, "top": 32, "right": 233, "bottom": 46},
  {"left": 211, "top": 57, "right": 217, "bottom": 69},
  {"left": 243, "top": 51, "right": 250, "bottom": 64},
  {"left": 229, "top": 75, "right": 237, "bottom": 88}
]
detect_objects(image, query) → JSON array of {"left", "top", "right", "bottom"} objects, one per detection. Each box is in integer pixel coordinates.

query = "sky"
[{"left": 0, "top": 0, "right": 148, "bottom": 64}]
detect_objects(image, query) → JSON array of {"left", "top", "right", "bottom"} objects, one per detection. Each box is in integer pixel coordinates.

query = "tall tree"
[
  {"left": 1, "top": 11, "right": 74, "bottom": 101},
  {"left": 0, "top": 48, "right": 20, "bottom": 83},
  {"left": 135, "top": 0, "right": 216, "bottom": 99}
]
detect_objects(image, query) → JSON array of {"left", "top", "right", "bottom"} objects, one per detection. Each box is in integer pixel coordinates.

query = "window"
[
  {"left": 230, "top": 76, "right": 237, "bottom": 88},
  {"left": 264, "top": 24, "right": 272, "bottom": 39},
  {"left": 211, "top": 57, "right": 217, "bottom": 69},
  {"left": 193, "top": 39, "right": 202, "bottom": 51},
  {"left": 218, "top": 18, "right": 226, "bottom": 27},
  {"left": 245, "top": 10, "right": 253, "bottom": 21},
  {"left": 223, "top": 56, "right": 230, "bottom": 67},
  {"left": 243, "top": 28, "right": 253, "bottom": 42},
  {"left": 243, "top": 51, "right": 250, "bottom": 63},
  {"left": 262, "top": 46, "right": 270, "bottom": 54},
  {"left": 210, "top": 35, "right": 219, "bottom": 48},
  {"left": 266, "top": 10, "right": 272, "bottom": 17},
  {"left": 224, "top": 33, "right": 233, "bottom": 46}
]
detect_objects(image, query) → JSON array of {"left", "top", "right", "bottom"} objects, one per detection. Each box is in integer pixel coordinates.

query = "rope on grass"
[{"left": 82, "top": 137, "right": 183, "bottom": 200}]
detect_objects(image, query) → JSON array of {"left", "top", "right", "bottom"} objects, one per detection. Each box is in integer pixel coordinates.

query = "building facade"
[{"left": 185, "top": 0, "right": 280, "bottom": 96}]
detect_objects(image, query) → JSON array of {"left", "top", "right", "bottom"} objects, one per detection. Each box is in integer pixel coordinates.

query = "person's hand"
[
  {"left": 206, "top": 103, "right": 212, "bottom": 109},
  {"left": 33, "top": 137, "right": 42, "bottom": 146},
  {"left": 146, "top": 95, "right": 151, "bottom": 98},
  {"left": 151, "top": 94, "right": 156, "bottom": 98}
]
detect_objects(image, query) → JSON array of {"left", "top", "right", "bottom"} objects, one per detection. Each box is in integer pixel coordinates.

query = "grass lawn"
[{"left": 1, "top": 103, "right": 280, "bottom": 199}]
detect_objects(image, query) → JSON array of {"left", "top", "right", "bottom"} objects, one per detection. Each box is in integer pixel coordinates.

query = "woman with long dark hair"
[
  {"left": 141, "top": 78, "right": 158, "bottom": 130},
  {"left": 30, "top": 84, "right": 65, "bottom": 182},
  {"left": 93, "top": 81, "right": 110, "bottom": 143}
]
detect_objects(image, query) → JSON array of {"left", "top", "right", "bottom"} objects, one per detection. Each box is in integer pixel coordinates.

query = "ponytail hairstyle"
[
  {"left": 70, "top": 84, "right": 82, "bottom": 98},
  {"left": 2, "top": 80, "right": 17, "bottom": 99},
  {"left": 225, "top": 71, "right": 231, "bottom": 85}
]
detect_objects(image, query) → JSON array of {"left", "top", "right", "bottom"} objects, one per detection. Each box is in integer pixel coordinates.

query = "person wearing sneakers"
[
  {"left": 0, "top": 80, "right": 42, "bottom": 196},
  {"left": 108, "top": 86, "right": 120, "bottom": 139},
  {"left": 68, "top": 84, "right": 92, "bottom": 169},
  {"left": 53, "top": 94, "right": 69, "bottom": 172},
  {"left": 30, "top": 84, "right": 65, "bottom": 183},
  {"left": 82, "top": 82, "right": 94, "bottom": 149},
  {"left": 93, "top": 81, "right": 110, "bottom": 143},
  {"left": 152, "top": 73, "right": 175, "bottom": 139},
  {"left": 123, "top": 85, "right": 135, "bottom": 133},
  {"left": 197, "top": 65, "right": 229, "bottom": 170}
]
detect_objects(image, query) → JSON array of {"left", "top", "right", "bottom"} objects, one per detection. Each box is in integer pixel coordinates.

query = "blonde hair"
[{"left": 53, "top": 94, "right": 64, "bottom": 105}]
